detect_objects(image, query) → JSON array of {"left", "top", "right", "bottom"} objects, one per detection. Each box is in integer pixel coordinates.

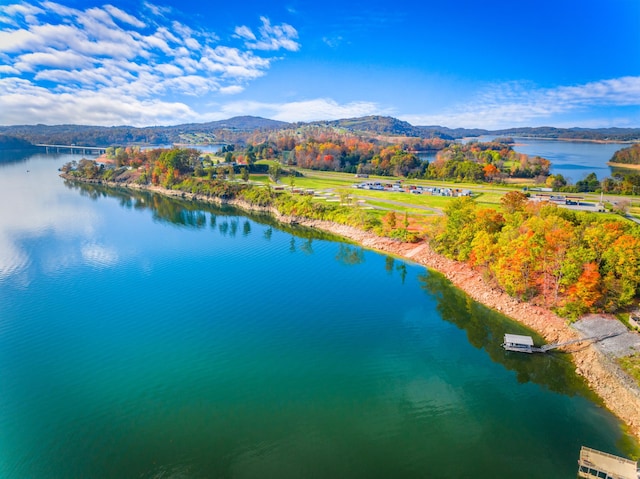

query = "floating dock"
[
  {"left": 502, "top": 332, "right": 623, "bottom": 354},
  {"left": 577, "top": 446, "right": 639, "bottom": 479},
  {"left": 502, "top": 334, "right": 537, "bottom": 353}
]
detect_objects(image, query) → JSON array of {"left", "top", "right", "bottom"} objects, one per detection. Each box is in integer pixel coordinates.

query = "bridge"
[{"left": 36, "top": 144, "right": 107, "bottom": 155}]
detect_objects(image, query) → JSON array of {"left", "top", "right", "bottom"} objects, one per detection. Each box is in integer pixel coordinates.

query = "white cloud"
[
  {"left": 234, "top": 25, "right": 256, "bottom": 41},
  {"left": 208, "top": 98, "right": 385, "bottom": 122},
  {"left": 0, "top": 28, "right": 40, "bottom": 53},
  {"left": 0, "top": 77, "right": 198, "bottom": 126},
  {"left": 0, "top": 65, "right": 19, "bottom": 74},
  {"left": 15, "top": 49, "right": 92, "bottom": 71},
  {"left": 0, "top": 2, "right": 44, "bottom": 25},
  {"left": 219, "top": 85, "right": 244, "bottom": 95},
  {"left": 0, "top": 1, "right": 301, "bottom": 126},
  {"left": 322, "top": 35, "right": 344, "bottom": 48},
  {"left": 103, "top": 5, "right": 146, "bottom": 28},
  {"left": 400, "top": 76, "right": 640, "bottom": 129},
  {"left": 238, "top": 16, "right": 299, "bottom": 52}
]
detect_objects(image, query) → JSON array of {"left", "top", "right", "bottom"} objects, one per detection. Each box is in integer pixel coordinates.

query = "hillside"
[
  {"left": 491, "top": 126, "right": 640, "bottom": 142},
  {"left": 1, "top": 115, "right": 639, "bottom": 147},
  {"left": 304, "top": 115, "right": 453, "bottom": 139},
  {"left": 609, "top": 143, "right": 640, "bottom": 164}
]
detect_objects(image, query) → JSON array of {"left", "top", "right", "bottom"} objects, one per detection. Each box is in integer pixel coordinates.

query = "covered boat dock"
[
  {"left": 502, "top": 334, "right": 536, "bottom": 353},
  {"left": 577, "top": 446, "right": 639, "bottom": 479}
]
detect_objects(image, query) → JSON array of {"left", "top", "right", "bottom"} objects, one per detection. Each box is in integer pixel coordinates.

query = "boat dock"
[
  {"left": 577, "top": 446, "right": 639, "bottom": 479},
  {"left": 502, "top": 332, "right": 623, "bottom": 354}
]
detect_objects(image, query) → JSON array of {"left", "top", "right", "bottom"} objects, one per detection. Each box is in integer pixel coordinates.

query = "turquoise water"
[{"left": 0, "top": 153, "right": 636, "bottom": 478}]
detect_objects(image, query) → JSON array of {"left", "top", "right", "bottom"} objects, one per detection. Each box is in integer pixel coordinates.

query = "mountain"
[
  {"left": 304, "top": 115, "right": 430, "bottom": 137},
  {"left": 0, "top": 116, "right": 290, "bottom": 147},
  {"left": 0, "top": 115, "right": 638, "bottom": 146},
  {"left": 490, "top": 126, "right": 640, "bottom": 142}
]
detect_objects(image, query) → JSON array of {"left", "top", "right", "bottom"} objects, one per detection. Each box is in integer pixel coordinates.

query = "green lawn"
[{"left": 246, "top": 167, "right": 640, "bottom": 222}]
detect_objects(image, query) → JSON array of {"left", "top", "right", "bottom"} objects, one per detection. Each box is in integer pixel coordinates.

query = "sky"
[{"left": 0, "top": 0, "right": 639, "bottom": 129}]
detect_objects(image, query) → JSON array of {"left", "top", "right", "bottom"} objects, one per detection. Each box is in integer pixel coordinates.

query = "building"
[
  {"left": 577, "top": 446, "right": 639, "bottom": 479},
  {"left": 502, "top": 334, "right": 534, "bottom": 353}
]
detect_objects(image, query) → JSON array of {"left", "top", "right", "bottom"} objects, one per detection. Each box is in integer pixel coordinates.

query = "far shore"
[
  {"left": 608, "top": 161, "right": 640, "bottom": 170},
  {"left": 61, "top": 173, "right": 640, "bottom": 442},
  {"left": 510, "top": 136, "right": 639, "bottom": 145}
]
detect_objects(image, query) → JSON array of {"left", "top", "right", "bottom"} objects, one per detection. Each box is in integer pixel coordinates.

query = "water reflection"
[
  {"left": 418, "top": 270, "right": 597, "bottom": 400},
  {"left": 0, "top": 158, "right": 100, "bottom": 282},
  {"left": 0, "top": 149, "right": 39, "bottom": 166},
  {"left": 335, "top": 244, "right": 365, "bottom": 266},
  {"left": 64, "top": 180, "right": 341, "bottom": 241},
  {"left": 64, "top": 181, "right": 419, "bottom": 286}
]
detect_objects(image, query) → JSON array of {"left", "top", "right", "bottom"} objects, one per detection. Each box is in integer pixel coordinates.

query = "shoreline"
[
  {"left": 608, "top": 161, "right": 640, "bottom": 170},
  {"left": 63, "top": 174, "right": 640, "bottom": 442}
]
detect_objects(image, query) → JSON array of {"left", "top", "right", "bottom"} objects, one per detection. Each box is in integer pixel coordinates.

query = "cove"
[{"left": 0, "top": 153, "right": 637, "bottom": 478}]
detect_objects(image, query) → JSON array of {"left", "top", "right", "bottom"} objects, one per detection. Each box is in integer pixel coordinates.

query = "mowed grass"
[
  {"left": 247, "top": 166, "right": 638, "bottom": 220},
  {"left": 247, "top": 167, "right": 518, "bottom": 213}
]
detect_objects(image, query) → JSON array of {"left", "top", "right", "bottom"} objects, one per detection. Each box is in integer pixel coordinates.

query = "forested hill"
[
  {"left": 0, "top": 116, "right": 289, "bottom": 148},
  {"left": 489, "top": 126, "right": 640, "bottom": 142},
  {"left": 306, "top": 116, "right": 451, "bottom": 138},
  {"left": 0, "top": 115, "right": 639, "bottom": 147},
  {"left": 610, "top": 144, "right": 640, "bottom": 164}
]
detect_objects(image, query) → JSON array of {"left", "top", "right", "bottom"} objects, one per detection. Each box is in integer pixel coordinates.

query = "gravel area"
[{"left": 572, "top": 314, "right": 640, "bottom": 358}]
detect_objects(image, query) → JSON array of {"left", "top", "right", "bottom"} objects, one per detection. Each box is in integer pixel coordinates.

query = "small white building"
[
  {"left": 502, "top": 334, "right": 535, "bottom": 353},
  {"left": 578, "top": 446, "right": 639, "bottom": 479}
]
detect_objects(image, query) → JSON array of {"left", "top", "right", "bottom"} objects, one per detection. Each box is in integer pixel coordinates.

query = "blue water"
[
  {"left": 0, "top": 152, "right": 637, "bottom": 478},
  {"left": 511, "top": 138, "right": 629, "bottom": 182},
  {"left": 463, "top": 136, "right": 629, "bottom": 182}
]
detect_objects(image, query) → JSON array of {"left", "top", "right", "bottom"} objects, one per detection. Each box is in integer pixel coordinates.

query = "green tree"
[
  {"left": 269, "top": 163, "right": 282, "bottom": 183},
  {"left": 246, "top": 150, "right": 256, "bottom": 166}
]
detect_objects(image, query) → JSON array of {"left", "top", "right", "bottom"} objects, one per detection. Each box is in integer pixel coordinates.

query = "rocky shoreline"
[{"left": 63, "top": 175, "right": 640, "bottom": 441}]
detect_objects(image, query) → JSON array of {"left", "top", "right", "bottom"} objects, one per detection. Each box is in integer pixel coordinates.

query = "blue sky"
[{"left": 0, "top": 0, "right": 639, "bottom": 128}]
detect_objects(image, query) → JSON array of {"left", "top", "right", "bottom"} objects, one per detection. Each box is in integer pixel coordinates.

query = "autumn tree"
[{"left": 500, "top": 191, "right": 528, "bottom": 214}]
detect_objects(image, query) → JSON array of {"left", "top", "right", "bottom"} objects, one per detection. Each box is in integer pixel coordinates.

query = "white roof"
[{"left": 504, "top": 334, "right": 534, "bottom": 346}]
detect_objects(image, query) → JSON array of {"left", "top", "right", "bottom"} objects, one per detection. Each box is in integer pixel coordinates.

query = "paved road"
[{"left": 573, "top": 315, "right": 640, "bottom": 358}]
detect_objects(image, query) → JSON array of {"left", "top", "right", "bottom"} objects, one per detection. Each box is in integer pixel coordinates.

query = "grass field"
[{"left": 247, "top": 164, "right": 639, "bottom": 222}]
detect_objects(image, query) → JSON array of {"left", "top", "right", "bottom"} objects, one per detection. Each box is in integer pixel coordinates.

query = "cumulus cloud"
[
  {"left": 236, "top": 16, "right": 299, "bottom": 52},
  {"left": 400, "top": 76, "right": 640, "bottom": 129},
  {"left": 0, "top": 1, "right": 300, "bottom": 126},
  {"left": 219, "top": 85, "right": 244, "bottom": 95},
  {"left": 0, "top": 77, "right": 198, "bottom": 126},
  {"left": 208, "top": 98, "right": 386, "bottom": 122}
]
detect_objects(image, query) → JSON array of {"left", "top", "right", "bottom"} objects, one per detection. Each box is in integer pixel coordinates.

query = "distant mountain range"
[{"left": 0, "top": 115, "right": 639, "bottom": 147}]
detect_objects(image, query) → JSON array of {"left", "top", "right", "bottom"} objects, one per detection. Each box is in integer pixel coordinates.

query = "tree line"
[{"left": 433, "top": 192, "right": 640, "bottom": 318}]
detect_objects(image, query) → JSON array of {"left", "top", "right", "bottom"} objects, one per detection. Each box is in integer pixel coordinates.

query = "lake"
[
  {"left": 0, "top": 151, "right": 637, "bottom": 478},
  {"left": 464, "top": 136, "right": 630, "bottom": 182}
]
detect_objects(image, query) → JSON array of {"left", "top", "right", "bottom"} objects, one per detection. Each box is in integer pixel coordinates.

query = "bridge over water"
[{"left": 36, "top": 144, "right": 107, "bottom": 155}]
